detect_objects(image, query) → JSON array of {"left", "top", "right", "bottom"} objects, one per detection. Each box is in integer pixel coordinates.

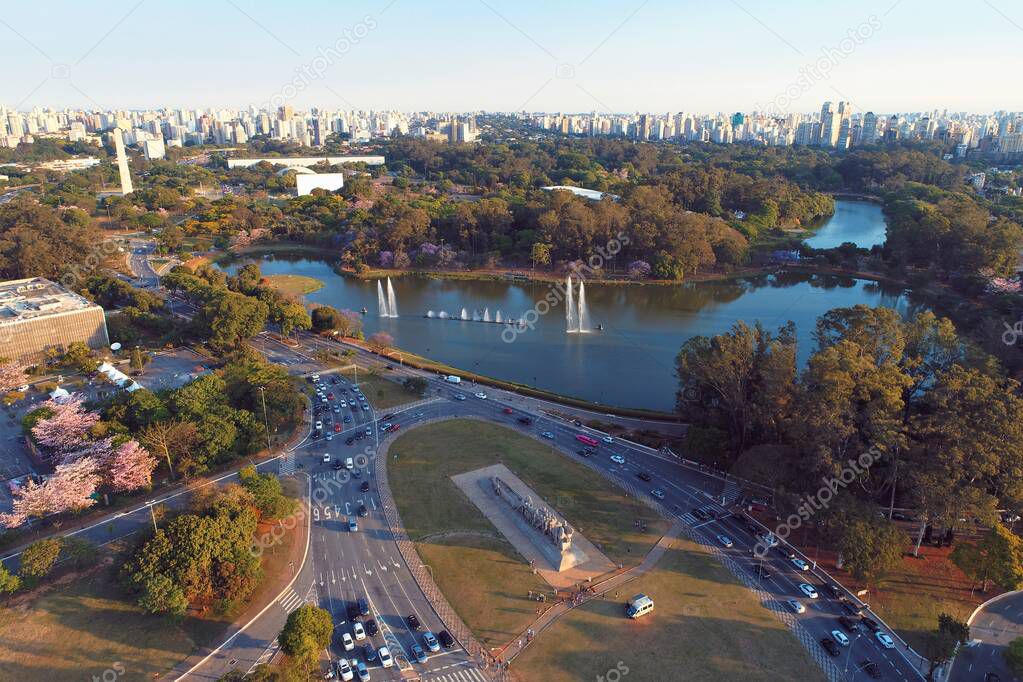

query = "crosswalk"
[
  {"left": 278, "top": 589, "right": 306, "bottom": 614},
  {"left": 279, "top": 451, "right": 296, "bottom": 476},
  {"left": 423, "top": 666, "right": 490, "bottom": 682},
  {"left": 721, "top": 478, "right": 743, "bottom": 506},
  {"left": 679, "top": 505, "right": 718, "bottom": 526}
]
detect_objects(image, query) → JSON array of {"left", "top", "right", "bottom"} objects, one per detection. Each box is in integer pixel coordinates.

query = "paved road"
[
  {"left": 128, "top": 240, "right": 160, "bottom": 288},
  {"left": 950, "top": 592, "right": 1022, "bottom": 682}
]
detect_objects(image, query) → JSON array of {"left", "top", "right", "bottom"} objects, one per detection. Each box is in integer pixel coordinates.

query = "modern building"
[
  {"left": 296, "top": 172, "right": 345, "bottom": 196},
  {"left": 0, "top": 278, "right": 109, "bottom": 363},
  {"left": 225, "top": 155, "right": 385, "bottom": 169}
]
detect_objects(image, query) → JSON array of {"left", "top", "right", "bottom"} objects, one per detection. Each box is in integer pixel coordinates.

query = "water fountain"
[
  {"left": 439, "top": 311, "right": 449, "bottom": 319},
  {"left": 427, "top": 310, "right": 435, "bottom": 318},
  {"left": 386, "top": 277, "right": 398, "bottom": 317},
  {"left": 565, "top": 275, "right": 578, "bottom": 333},
  {"left": 377, "top": 281, "right": 388, "bottom": 317},
  {"left": 460, "top": 307, "right": 469, "bottom": 321},
  {"left": 483, "top": 307, "right": 491, "bottom": 323},
  {"left": 495, "top": 310, "right": 503, "bottom": 324},
  {"left": 578, "top": 280, "right": 591, "bottom": 333}
]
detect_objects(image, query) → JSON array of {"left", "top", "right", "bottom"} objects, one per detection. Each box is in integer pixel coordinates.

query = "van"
[
  {"left": 445, "top": 375, "right": 461, "bottom": 384},
  {"left": 626, "top": 593, "right": 654, "bottom": 619},
  {"left": 345, "top": 457, "right": 354, "bottom": 470}
]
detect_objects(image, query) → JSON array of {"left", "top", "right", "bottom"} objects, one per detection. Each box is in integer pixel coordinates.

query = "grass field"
[
  {"left": 342, "top": 368, "right": 421, "bottom": 409},
  {"left": 265, "top": 273, "right": 324, "bottom": 297},
  {"left": 513, "top": 537, "right": 827, "bottom": 682},
  {"left": 0, "top": 480, "right": 305, "bottom": 681},
  {"left": 387, "top": 419, "right": 667, "bottom": 646}
]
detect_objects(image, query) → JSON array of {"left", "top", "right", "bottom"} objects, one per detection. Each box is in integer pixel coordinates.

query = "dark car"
[
  {"left": 692, "top": 508, "right": 710, "bottom": 521},
  {"left": 860, "top": 616, "right": 881, "bottom": 632},
  {"left": 745, "top": 522, "right": 761, "bottom": 535},
  {"left": 837, "top": 615, "right": 860, "bottom": 632},
  {"left": 438, "top": 630, "right": 455, "bottom": 649},
  {"left": 820, "top": 638, "right": 840, "bottom": 657},
  {"left": 859, "top": 660, "right": 881, "bottom": 679},
  {"left": 360, "top": 480, "right": 370, "bottom": 493},
  {"left": 637, "top": 471, "right": 652, "bottom": 482},
  {"left": 358, "top": 597, "right": 370, "bottom": 616},
  {"left": 985, "top": 673, "right": 1002, "bottom": 682},
  {"left": 346, "top": 436, "right": 356, "bottom": 446},
  {"left": 358, "top": 504, "right": 368, "bottom": 517},
  {"left": 333, "top": 461, "right": 345, "bottom": 470},
  {"left": 517, "top": 416, "right": 532, "bottom": 425},
  {"left": 363, "top": 643, "right": 377, "bottom": 662},
  {"left": 576, "top": 448, "right": 592, "bottom": 457},
  {"left": 839, "top": 599, "right": 861, "bottom": 616},
  {"left": 381, "top": 413, "right": 395, "bottom": 421},
  {"left": 365, "top": 618, "right": 379, "bottom": 636},
  {"left": 754, "top": 565, "right": 771, "bottom": 580},
  {"left": 823, "top": 583, "right": 843, "bottom": 599},
  {"left": 347, "top": 601, "right": 361, "bottom": 620},
  {"left": 407, "top": 614, "right": 421, "bottom": 630}
]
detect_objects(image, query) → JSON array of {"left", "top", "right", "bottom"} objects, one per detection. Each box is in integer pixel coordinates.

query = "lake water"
[
  {"left": 804, "top": 199, "right": 887, "bottom": 250},
  {"left": 228, "top": 257, "right": 920, "bottom": 411}
]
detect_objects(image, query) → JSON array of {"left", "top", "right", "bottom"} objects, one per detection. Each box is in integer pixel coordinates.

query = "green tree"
[
  {"left": 0, "top": 564, "right": 21, "bottom": 593},
  {"left": 530, "top": 242, "right": 551, "bottom": 270},
  {"left": 1007, "top": 638, "right": 1023, "bottom": 677},
  {"left": 280, "top": 604, "right": 333, "bottom": 668},
  {"left": 20, "top": 537, "right": 63, "bottom": 579},
  {"left": 198, "top": 292, "right": 269, "bottom": 352},
  {"left": 839, "top": 517, "right": 904, "bottom": 584},
  {"left": 239, "top": 465, "right": 295, "bottom": 520},
  {"left": 403, "top": 376, "right": 428, "bottom": 396},
  {"left": 951, "top": 524, "right": 1023, "bottom": 593}
]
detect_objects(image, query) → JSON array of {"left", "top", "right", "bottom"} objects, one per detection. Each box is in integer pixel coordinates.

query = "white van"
[
  {"left": 345, "top": 457, "right": 354, "bottom": 470},
  {"left": 626, "top": 593, "right": 654, "bottom": 619},
  {"left": 445, "top": 375, "right": 462, "bottom": 384}
]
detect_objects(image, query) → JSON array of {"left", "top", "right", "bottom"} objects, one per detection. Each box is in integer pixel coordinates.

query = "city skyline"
[{"left": 1, "top": 0, "right": 1021, "bottom": 113}]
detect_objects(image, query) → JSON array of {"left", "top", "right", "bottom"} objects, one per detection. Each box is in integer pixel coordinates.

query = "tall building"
[
  {"left": 818, "top": 101, "right": 841, "bottom": 147},
  {"left": 0, "top": 278, "right": 110, "bottom": 363},
  {"left": 861, "top": 112, "right": 878, "bottom": 144},
  {"left": 111, "top": 127, "right": 133, "bottom": 194}
]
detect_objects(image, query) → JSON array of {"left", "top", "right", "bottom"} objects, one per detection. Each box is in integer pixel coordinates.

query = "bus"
[{"left": 575, "top": 434, "right": 599, "bottom": 447}]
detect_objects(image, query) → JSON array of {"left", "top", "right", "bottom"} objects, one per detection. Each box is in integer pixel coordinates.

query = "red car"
[
  {"left": 334, "top": 423, "right": 341, "bottom": 433},
  {"left": 387, "top": 424, "right": 401, "bottom": 433},
  {"left": 502, "top": 407, "right": 513, "bottom": 415}
]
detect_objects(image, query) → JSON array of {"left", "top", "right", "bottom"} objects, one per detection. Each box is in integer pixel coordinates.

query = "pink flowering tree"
[
  {"left": 0, "top": 361, "right": 26, "bottom": 394},
  {"left": 104, "top": 440, "right": 157, "bottom": 493},
  {"left": 0, "top": 458, "right": 100, "bottom": 528},
  {"left": 31, "top": 396, "right": 99, "bottom": 455}
]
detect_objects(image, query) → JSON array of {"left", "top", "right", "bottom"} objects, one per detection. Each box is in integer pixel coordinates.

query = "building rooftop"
[
  {"left": 0, "top": 277, "right": 101, "bottom": 324},
  {"left": 541, "top": 185, "right": 620, "bottom": 201}
]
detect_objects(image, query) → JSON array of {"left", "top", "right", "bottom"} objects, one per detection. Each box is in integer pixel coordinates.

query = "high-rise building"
[
  {"left": 0, "top": 278, "right": 110, "bottom": 363},
  {"left": 111, "top": 127, "right": 133, "bottom": 195},
  {"left": 861, "top": 112, "right": 878, "bottom": 144},
  {"left": 818, "top": 101, "right": 841, "bottom": 147}
]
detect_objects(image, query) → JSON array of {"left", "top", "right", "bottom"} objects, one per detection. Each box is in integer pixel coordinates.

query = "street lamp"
[
  {"left": 257, "top": 386, "right": 272, "bottom": 453},
  {"left": 844, "top": 633, "right": 863, "bottom": 677},
  {"left": 145, "top": 499, "right": 158, "bottom": 533}
]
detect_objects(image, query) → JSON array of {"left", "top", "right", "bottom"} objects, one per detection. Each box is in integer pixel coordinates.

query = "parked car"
[
  {"left": 358, "top": 597, "right": 370, "bottom": 616},
  {"left": 336, "top": 658, "right": 354, "bottom": 681},
  {"left": 438, "top": 630, "right": 455, "bottom": 649},
  {"left": 353, "top": 621, "right": 366, "bottom": 640},
  {"left": 820, "top": 638, "right": 840, "bottom": 657},
  {"left": 363, "top": 643, "right": 377, "bottom": 662},
  {"left": 355, "top": 660, "right": 369, "bottom": 682},
  {"left": 364, "top": 619, "right": 378, "bottom": 636},
  {"left": 831, "top": 630, "right": 850, "bottom": 647},
  {"left": 875, "top": 632, "right": 895, "bottom": 649},
  {"left": 360, "top": 480, "right": 370, "bottom": 493},
  {"left": 423, "top": 631, "right": 440, "bottom": 652},
  {"left": 407, "top": 613, "right": 421, "bottom": 631},
  {"left": 358, "top": 504, "right": 368, "bottom": 517},
  {"left": 378, "top": 647, "right": 393, "bottom": 668},
  {"left": 341, "top": 632, "right": 355, "bottom": 651},
  {"left": 411, "top": 643, "right": 427, "bottom": 663}
]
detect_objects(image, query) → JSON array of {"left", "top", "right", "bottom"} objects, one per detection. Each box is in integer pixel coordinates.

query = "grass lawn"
[
  {"left": 342, "top": 368, "right": 421, "bottom": 409},
  {"left": 513, "top": 537, "right": 826, "bottom": 682},
  {"left": 387, "top": 419, "right": 667, "bottom": 645},
  {"left": 264, "top": 273, "right": 324, "bottom": 298},
  {"left": 0, "top": 481, "right": 305, "bottom": 681}
]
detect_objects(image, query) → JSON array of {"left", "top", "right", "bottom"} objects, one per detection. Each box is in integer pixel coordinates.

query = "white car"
[
  {"left": 540, "top": 431, "right": 555, "bottom": 439},
  {"left": 786, "top": 599, "right": 805, "bottom": 614},
  {"left": 378, "top": 646, "right": 393, "bottom": 668},
  {"left": 325, "top": 433, "right": 333, "bottom": 441},
  {"left": 798, "top": 583, "right": 819, "bottom": 599},
  {"left": 791, "top": 557, "right": 810, "bottom": 571},
  {"left": 650, "top": 489, "right": 665, "bottom": 500},
  {"left": 716, "top": 534, "right": 733, "bottom": 548},
  {"left": 322, "top": 453, "right": 331, "bottom": 463},
  {"left": 876, "top": 632, "right": 895, "bottom": 649},
  {"left": 601, "top": 435, "right": 614, "bottom": 443},
  {"left": 315, "top": 420, "right": 323, "bottom": 430},
  {"left": 353, "top": 621, "right": 366, "bottom": 640},
  {"left": 341, "top": 631, "right": 355, "bottom": 651},
  {"left": 474, "top": 392, "right": 488, "bottom": 399},
  {"left": 336, "top": 657, "right": 354, "bottom": 681},
  {"left": 610, "top": 454, "right": 626, "bottom": 465},
  {"left": 831, "top": 630, "right": 850, "bottom": 646}
]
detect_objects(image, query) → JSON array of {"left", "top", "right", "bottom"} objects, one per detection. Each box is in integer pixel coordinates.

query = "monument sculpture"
[{"left": 492, "top": 475, "right": 574, "bottom": 555}]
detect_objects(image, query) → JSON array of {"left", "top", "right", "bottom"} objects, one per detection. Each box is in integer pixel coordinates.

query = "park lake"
[{"left": 228, "top": 200, "right": 923, "bottom": 411}]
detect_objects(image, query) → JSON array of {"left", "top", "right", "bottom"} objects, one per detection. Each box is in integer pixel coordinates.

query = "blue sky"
[{"left": 1, "top": 0, "right": 1020, "bottom": 113}]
